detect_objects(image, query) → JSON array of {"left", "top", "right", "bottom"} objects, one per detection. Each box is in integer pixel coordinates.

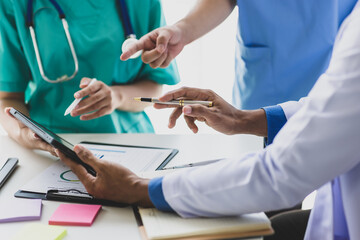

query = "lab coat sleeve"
[
  {"left": 161, "top": 7, "right": 360, "bottom": 218},
  {"left": 0, "top": 0, "right": 30, "bottom": 92},
  {"left": 263, "top": 98, "right": 308, "bottom": 145},
  {"left": 279, "top": 97, "right": 307, "bottom": 120}
]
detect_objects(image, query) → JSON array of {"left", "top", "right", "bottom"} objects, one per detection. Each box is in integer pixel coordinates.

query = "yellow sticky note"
[{"left": 12, "top": 223, "right": 67, "bottom": 240}]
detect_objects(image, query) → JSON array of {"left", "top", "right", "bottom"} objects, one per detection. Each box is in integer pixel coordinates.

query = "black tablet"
[{"left": 9, "top": 108, "right": 96, "bottom": 176}]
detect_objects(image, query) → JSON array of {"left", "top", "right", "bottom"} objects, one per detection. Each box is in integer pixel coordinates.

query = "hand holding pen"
[
  {"left": 65, "top": 78, "right": 117, "bottom": 120},
  {"left": 149, "top": 87, "right": 267, "bottom": 136}
]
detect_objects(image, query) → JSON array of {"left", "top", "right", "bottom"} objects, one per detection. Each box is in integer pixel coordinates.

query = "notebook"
[{"left": 138, "top": 208, "right": 273, "bottom": 240}]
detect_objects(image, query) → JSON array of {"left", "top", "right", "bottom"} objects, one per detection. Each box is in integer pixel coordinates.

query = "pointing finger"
[{"left": 120, "top": 39, "right": 146, "bottom": 61}]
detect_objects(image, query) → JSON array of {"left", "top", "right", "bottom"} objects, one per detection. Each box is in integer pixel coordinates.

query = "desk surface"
[{"left": 0, "top": 133, "right": 262, "bottom": 240}]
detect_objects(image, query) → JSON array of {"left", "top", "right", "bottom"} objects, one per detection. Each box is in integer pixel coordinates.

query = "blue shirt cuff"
[
  {"left": 262, "top": 105, "right": 287, "bottom": 146},
  {"left": 148, "top": 177, "right": 174, "bottom": 212}
]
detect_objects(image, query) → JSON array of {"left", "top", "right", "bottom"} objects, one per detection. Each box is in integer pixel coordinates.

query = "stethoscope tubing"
[
  {"left": 26, "top": 0, "right": 136, "bottom": 83},
  {"left": 117, "top": 0, "right": 135, "bottom": 38},
  {"left": 27, "top": 0, "right": 78, "bottom": 83}
]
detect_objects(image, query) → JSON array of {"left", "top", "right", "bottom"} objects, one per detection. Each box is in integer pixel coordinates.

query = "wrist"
[
  {"left": 110, "top": 86, "right": 123, "bottom": 110},
  {"left": 235, "top": 109, "right": 267, "bottom": 137},
  {"left": 132, "top": 178, "right": 154, "bottom": 207},
  {"left": 174, "top": 20, "right": 193, "bottom": 45}
]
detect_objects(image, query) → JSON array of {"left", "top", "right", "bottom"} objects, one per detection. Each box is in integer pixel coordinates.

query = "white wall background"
[{"left": 147, "top": 0, "right": 238, "bottom": 134}]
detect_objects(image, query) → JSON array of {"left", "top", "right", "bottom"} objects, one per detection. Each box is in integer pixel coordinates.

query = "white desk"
[{"left": 0, "top": 133, "right": 262, "bottom": 240}]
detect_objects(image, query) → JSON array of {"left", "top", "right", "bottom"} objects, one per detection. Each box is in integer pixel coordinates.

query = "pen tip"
[{"left": 133, "top": 97, "right": 141, "bottom": 101}]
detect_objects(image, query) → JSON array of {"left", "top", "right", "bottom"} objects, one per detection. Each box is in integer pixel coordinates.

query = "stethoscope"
[{"left": 26, "top": 0, "right": 142, "bottom": 83}]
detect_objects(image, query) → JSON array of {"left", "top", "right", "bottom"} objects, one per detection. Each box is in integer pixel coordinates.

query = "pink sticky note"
[{"left": 49, "top": 204, "right": 101, "bottom": 226}]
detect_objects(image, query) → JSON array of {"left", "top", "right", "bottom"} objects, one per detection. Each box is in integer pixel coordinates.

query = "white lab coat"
[{"left": 162, "top": 2, "right": 360, "bottom": 239}]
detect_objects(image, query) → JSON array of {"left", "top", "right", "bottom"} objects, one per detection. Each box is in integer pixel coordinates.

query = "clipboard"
[
  {"left": 14, "top": 141, "right": 178, "bottom": 206},
  {"left": 14, "top": 189, "right": 127, "bottom": 207}
]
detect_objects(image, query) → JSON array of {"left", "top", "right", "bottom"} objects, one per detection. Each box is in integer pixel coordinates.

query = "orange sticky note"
[{"left": 49, "top": 204, "right": 101, "bottom": 226}]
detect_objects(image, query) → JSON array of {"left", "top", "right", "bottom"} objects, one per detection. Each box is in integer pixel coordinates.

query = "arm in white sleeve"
[
  {"left": 162, "top": 5, "right": 360, "bottom": 218},
  {"left": 279, "top": 97, "right": 307, "bottom": 120}
]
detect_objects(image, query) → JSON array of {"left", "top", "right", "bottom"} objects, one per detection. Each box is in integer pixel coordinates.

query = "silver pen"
[
  {"left": 134, "top": 97, "right": 213, "bottom": 107},
  {"left": 162, "top": 158, "right": 226, "bottom": 170}
]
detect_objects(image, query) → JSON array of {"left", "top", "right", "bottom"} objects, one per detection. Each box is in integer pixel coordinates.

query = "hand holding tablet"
[{"left": 8, "top": 108, "right": 96, "bottom": 176}]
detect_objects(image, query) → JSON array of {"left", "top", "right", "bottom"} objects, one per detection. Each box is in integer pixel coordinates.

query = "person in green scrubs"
[{"left": 0, "top": 0, "right": 179, "bottom": 154}]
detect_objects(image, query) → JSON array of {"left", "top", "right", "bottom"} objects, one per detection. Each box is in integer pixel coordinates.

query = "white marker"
[{"left": 64, "top": 78, "right": 97, "bottom": 116}]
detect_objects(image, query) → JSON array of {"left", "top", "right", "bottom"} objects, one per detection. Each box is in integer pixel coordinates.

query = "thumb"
[
  {"left": 73, "top": 145, "right": 101, "bottom": 171},
  {"left": 156, "top": 30, "right": 172, "bottom": 53}
]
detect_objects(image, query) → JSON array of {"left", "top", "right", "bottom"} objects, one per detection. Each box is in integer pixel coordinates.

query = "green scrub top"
[{"left": 0, "top": 0, "right": 180, "bottom": 133}]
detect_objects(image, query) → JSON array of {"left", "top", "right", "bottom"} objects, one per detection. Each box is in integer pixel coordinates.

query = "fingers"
[
  {"left": 156, "top": 30, "right": 172, "bottom": 53},
  {"left": 168, "top": 107, "right": 183, "bottom": 128},
  {"left": 79, "top": 78, "right": 93, "bottom": 88},
  {"left": 79, "top": 107, "right": 110, "bottom": 120},
  {"left": 182, "top": 105, "right": 211, "bottom": 119},
  {"left": 4, "top": 108, "right": 27, "bottom": 128},
  {"left": 160, "top": 55, "right": 173, "bottom": 68},
  {"left": 153, "top": 103, "right": 180, "bottom": 109},
  {"left": 184, "top": 115, "right": 198, "bottom": 133},
  {"left": 29, "top": 131, "right": 56, "bottom": 154},
  {"left": 141, "top": 48, "right": 165, "bottom": 64},
  {"left": 141, "top": 30, "right": 171, "bottom": 65},
  {"left": 4, "top": 107, "right": 12, "bottom": 116},
  {"left": 120, "top": 38, "right": 146, "bottom": 61},
  {"left": 71, "top": 91, "right": 108, "bottom": 117},
  {"left": 73, "top": 145, "right": 102, "bottom": 171},
  {"left": 4, "top": 108, "right": 15, "bottom": 119},
  {"left": 149, "top": 50, "right": 168, "bottom": 69},
  {"left": 74, "top": 81, "right": 102, "bottom": 99},
  {"left": 56, "top": 149, "right": 95, "bottom": 187},
  {"left": 158, "top": 87, "right": 215, "bottom": 102}
]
